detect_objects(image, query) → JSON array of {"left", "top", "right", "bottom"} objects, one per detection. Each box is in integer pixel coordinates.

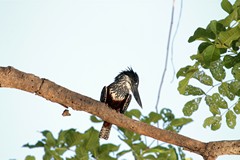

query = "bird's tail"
[{"left": 99, "top": 121, "right": 112, "bottom": 140}]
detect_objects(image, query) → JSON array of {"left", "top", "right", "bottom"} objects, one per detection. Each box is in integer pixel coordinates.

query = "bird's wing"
[
  {"left": 100, "top": 86, "right": 108, "bottom": 103},
  {"left": 120, "top": 94, "right": 132, "bottom": 114}
]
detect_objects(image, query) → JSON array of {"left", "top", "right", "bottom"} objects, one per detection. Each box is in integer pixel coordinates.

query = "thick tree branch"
[{"left": 0, "top": 66, "right": 239, "bottom": 160}]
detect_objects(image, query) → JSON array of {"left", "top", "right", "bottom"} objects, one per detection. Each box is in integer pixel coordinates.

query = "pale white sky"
[{"left": 0, "top": 0, "right": 239, "bottom": 160}]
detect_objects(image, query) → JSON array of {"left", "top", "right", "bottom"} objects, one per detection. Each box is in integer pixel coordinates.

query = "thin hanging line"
[
  {"left": 171, "top": 0, "right": 183, "bottom": 83},
  {"left": 155, "top": 0, "right": 176, "bottom": 113}
]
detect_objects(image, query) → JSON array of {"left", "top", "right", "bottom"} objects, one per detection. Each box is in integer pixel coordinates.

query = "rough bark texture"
[{"left": 0, "top": 66, "right": 239, "bottom": 160}]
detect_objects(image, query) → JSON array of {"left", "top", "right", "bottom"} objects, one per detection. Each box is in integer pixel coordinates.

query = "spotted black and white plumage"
[{"left": 99, "top": 67, "right": 142, "bottom": 140}]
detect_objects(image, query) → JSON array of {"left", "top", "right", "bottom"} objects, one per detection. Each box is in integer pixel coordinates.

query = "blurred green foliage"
[{"left": 24, "top": 109, "right": 192, "bottom": 160}]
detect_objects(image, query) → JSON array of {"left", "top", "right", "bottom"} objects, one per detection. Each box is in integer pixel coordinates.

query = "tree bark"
[{"left": 0, "top": 66, "right": 239, "bottom": 159}]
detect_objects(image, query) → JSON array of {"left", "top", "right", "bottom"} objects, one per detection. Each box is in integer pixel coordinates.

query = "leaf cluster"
[
  {"left": 24, "top": 108, "right": 192, "bottom": 160},
  {"left": 24, "top": 128, "right": 119, "bottom": 160},
  {"left": 177, "top": 0, "right": 240, "bottom": 130}
]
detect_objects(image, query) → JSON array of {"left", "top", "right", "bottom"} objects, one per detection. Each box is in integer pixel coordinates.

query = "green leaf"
[
  {"left": 226, "top": 110, "right": 236, "bottom": 129},
  {"left": 90, "top": 115, "right": 102, "bottom": 123},
  {"left": 168, "top": 148, "right": 178, "bottom": 160},
  {"left": 205, "top": 93, "right": 228, "bottom": 115},
  {"left": 126, "top": 109, "right": 142, "bottom": 119},
  {"left": 25, "top": 155, "right": 36, "bottom": 160},
  {"left": 165, "top": 118, "right": 193, "bottom": 132},
  {"left": 219, "top": 8, "right": 239, "bottom": 27},
  {"left": 55, "top": 147, "right": 67, "bottom": 155},
  {"left": 202, "top": 45, "right": 220, "bottom": 65},
  {"left": 132, "top": 141, "right": 147, "bottom": 155},
  {"left": 233, "top": 101, "right": 240, "bottom": 114},
  {"left": 98, "top": 143, "right": 120, "bottom": 154},
  {"left": 188, "top": 27, "right": 215, "bottom": 42},
  {"left": 211, "top": 118, "right": 222, "bottom": 131},
  {"left": 193, "top": 71, "right": 213, "bottom": 86},
  {"left": 83, "top": 127, "right": 99, "bottom": 152},
  {"left": 203, "top": 116, "right": 222, "bottom": 130},
  {"left": 182, "top": 98, "right": 202, "bottom": 116},
  {"left": 221, "top": 0, "right": 233, "bottom": 14},
  {"left": 170, "top": 118, "right": 193, "bottom": 127},
  {"left": 230, "top": 80, "right": 240, "bottom": 96},
  {"left": 160, "top": 108, "right": 175, "bottom": 122},
  {"left": 148, "top": 112, "right": 162, "bottom": 123},
  {"left": 232, "top": 63, "right": 240, "bottom": 80},
  {"left": 178, "top": 70, "right": 197, "bottom": 94},
  {"left": 117, "top": 149, "right": 131, "bottom": 158},
  {"left": 198, "top": 42, "right": 212, "bottom": 53},
  {"left": 223, "top": 55, "right": 235, "bottom": 68},
  {"left": 218, "top": 25, "right": 240, "bottom": 47},
  {"left": 176, "top": 65, "right": 191, "bottom": 78},
  {"left": 218, "top": 82, "right": 235, "bottom": 100},
  {"left": 210, "top": 60, "right": 226, "bottom": 81},
  {"left": 23, "top": 141, "right": 44, "bottom": 148},
  {"left": 209, "top": 104, "right": 221, "bottom": 115},
  {"left": 183, "top": 85, "right": 205, "bottom": 96},
  {"left": 206, "top": 20, "right": 226, "bottom": 36},
  {"left": 63, "top": 129, "right": 82, "bottom": 147},
  {"left": 75, "top": 145, "right": 88, "bottom": 159}
]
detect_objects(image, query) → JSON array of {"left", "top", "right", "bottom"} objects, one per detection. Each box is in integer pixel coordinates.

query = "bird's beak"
[{"left": 132, "top": 87, "right": 142, "bottom": 108}]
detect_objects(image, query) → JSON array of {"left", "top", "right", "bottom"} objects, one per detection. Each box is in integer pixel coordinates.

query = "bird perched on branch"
[{"left": 99, "top": 67, "right": 142, "bottom": 140}]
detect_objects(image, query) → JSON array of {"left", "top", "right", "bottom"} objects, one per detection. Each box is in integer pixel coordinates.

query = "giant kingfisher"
[{"left": 99, "top": 67, "right": 142, "bottom": 140}]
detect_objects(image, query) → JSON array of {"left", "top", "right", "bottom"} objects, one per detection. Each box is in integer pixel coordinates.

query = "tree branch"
[{"left": 0, "top": 66, "right": 239, "bottom": 159}]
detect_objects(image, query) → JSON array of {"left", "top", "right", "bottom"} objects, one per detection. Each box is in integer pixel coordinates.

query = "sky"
[{"left": 0, "top": 0, "right": 239, "bottom": 160}]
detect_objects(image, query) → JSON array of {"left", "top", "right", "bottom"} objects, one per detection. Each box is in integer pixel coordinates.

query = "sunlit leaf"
[
  {"left": 226, "top": 110, "right": 236, "bottom": 129},
  {"left": 232, "top": 63, "right": 240, "bottom": 80},
  {"left": 205, "top": 93, "right": 228, "bottom": 110},
  {"left": 188, "top": 27, "right": 215, "bottom": 42},
  {"left": 168, "top": 148, "right": 178, "bottom": 160},
  {"left": 229, "top": 80, "right": 240, "bottom": 96},
  {"left": 193, "top": 71, "right": 213, "bottom": 86},
  {"left": 170, "top": 118, "right": 193, "bottom": 127},
  {"left": 183, "top": 98, "right": 202, "bottom": 116},
  {"left": 233, "top": 101, "right": 240, "bottom": 114},
  {"left": 83, "top": 127, "right": 99, "bottom": 152},
  {"left": 160, "top": 108, "right": 175, "bottom": 122},
  {"left": 203, "top": 116, "right": 222, "bottom": 130},
  {"left": 55, "top": 147, "right": 67, "bottom": 155},
  {"left": 205, "top": 93, "right": 228, "bottom": 115},
  {"left": 221, "top": 0, "right": 233, "bottom": 14},
  {"left": 99, "top": 144, "right": 120, "bottom": 153},
  {"left": 223, "top": 55, "right": 235, "bottom": 68},
  {"left": 218, "top": 25, "right": 240, "bottom": 47},
  {"left": 90, "top": 115, "right": 102, "bottom": 123},
  {"left": 42, "top": 131, "right": 56, "bottom": 147},
  {"left": 176, "top": 65, "right": 191, "bottom": 78},
  {"left": 202, "top": 45, "right": 220, "bottom": 65},
  {"left": 211, "top": 118, "right": 222, "bottom": 131},
  {"left": 126, "top": 109, "right": 142, "bottom": 119},
  {"left": 183, "top": 85, "right": 205, "bottom": 96},
  {"left": 178, "top": 70, "right": 197, "bottom": 94},
  {"left": 62, "top": 129, "right": 82, "bottom": 147},
  {"left": 117, "top": 149, "right": 131, "bottom": 158},
  {"left": 23, "top": 141, "right": 44, "bottom": 149},
  {"left": 210, "top": 105, "right": 221, "bottom": 115},
  {"left": 206, "top": 20, "right": 225, "bottom": 36},
  {"left": 25, "top": 156, "right": 36, "bottom": 160},
  {"left": 149, "top": 112, "right": 162, "bottom": 123},
  {"left": 210, "top": 60, "right": 226, "bottom": 81},
  {"left": 218, "top": 82, "right": 235, "bottom": 100}
]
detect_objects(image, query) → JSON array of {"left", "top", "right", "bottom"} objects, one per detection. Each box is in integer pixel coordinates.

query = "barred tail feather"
[{"left": 99, "top": 121, "right": 112, "bottom": 140}]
